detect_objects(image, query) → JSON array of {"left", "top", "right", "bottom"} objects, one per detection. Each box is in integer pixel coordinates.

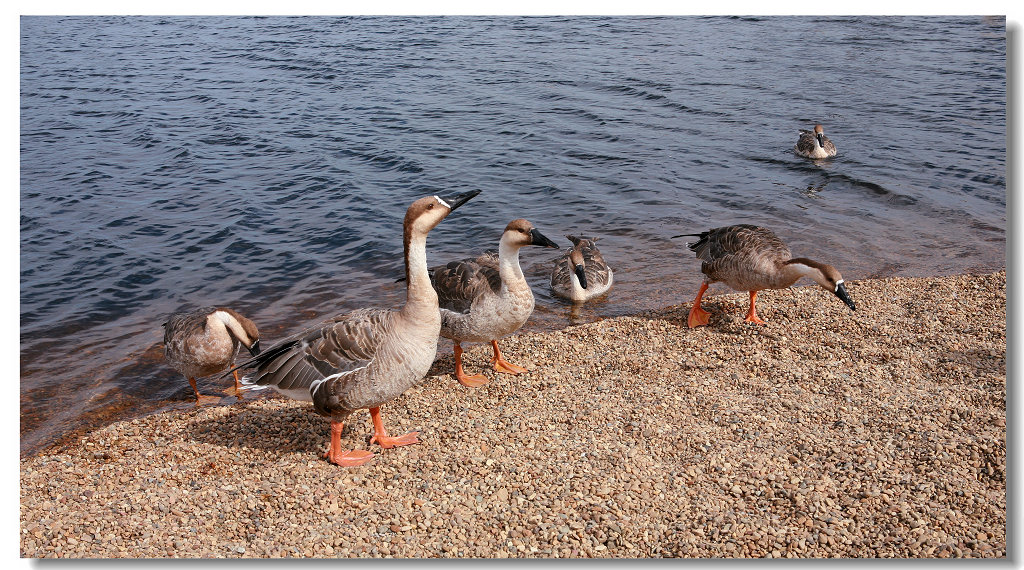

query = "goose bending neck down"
[
  {"left": 431, "top": 218, "right": 558, "bottom": 387},
  {"left": 230, "top": 191, "right": 479, "bottom": 466},
  {"left": 163, "top": 307, "right": 261, "bottom": 404},
  {"left": 674, "top": 224, "right": 855, "bottom": 328}
]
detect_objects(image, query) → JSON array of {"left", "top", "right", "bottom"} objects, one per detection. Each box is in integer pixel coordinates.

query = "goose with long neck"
[
  {"left": 163, "top": 307, "right": 261, "bottom": 403},
  {"left": 675, "top": 224, "right": 855, "bottom": 328},
  {"left": 795, "top": 123, "right": 837, "bottom": 159},
  {"left": 430, "top": 218, "right": 558, "bottom": 387},
  {"left": 233, "top": 191, "right": 479, "bottom": 466},
  {"left": 550, "top": 234, "right": 613, "bottom": 302}
]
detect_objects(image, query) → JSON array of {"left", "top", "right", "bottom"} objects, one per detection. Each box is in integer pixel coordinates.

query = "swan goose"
[
  {"left": 163, "top": 307, "right": 260, "bottom": 403},
  {"left": 430, "top": 218, "right": 558, "bottom": 387},
  {"left": 232, "top": 191, "right": 479, "bottom": 466},
  {"left": 550, "top": 234, "right": 613, "bottom": 302},
  {"left": 676, "top": 224, "right": 856, "bottom": 328},
  {"left": 795, "top": 123, "right": 837, "bottom": 159}
]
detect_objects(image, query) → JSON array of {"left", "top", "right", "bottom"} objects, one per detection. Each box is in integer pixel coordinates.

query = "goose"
[
  {"left": 163, "top": 307, "right": 261, "bottom": 402},
  {"left": 795, "top": 124, "right": 837, "bottom": 159},
  {"left": 231, "top": 191, "right": 479, "bottom": 466},
  {"left": 430, "top": 218, "right": 558, "bottom": 387},
  {"left": 550, "top": 234, "right": 613, "bottom": 302},
  {"left": 676, "top": 224, "right": 856, "bottom": 328}
]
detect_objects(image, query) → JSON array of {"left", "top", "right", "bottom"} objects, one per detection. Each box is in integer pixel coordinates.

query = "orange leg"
[
  {"left": 687, "top": 282, "right": 712, "bottom": 328},
  {"left": 744, "top": 290, "right": 767, "bottom": 325},
  {"left": 227, "top": 368, "right": 243, "bottom": 397},
  {"left": 188, "top": 377, "right": 221, "bottom": 405},
  {"left": 368, "top": 407, "right": 420, "bottom": 449},
  {"left": 490, "top": 340, "right": 528, "bottom": 374},
  {"left": 454, "top": 342, "right": 489, "bottom": 387},
  {"left": 322, "top": 421, "right": 375, "bottom": 466}
]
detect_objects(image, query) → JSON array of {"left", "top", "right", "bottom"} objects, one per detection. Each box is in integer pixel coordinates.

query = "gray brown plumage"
[
  {"left": 232, "top": 191, "right": 479, "bottom": 467},
  {"left": 550, "top": 235, "right": 613, "bottom": 302},
  {"left": 795, "top": 123, "right": 837, "bottom": 159},
  {"left": 430, "top": 218, "right": 558, "bottom": 387},
  {"left": 679, "top": 224, "right": 856, "bottom": 327},
  {"left": 163, "top": 307, "right": 260, "bottom": 401}
]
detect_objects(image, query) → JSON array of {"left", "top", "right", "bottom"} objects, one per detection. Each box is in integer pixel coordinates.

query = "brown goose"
[
  {"left": 677, "top": 224, "right": 855, "bottom": 328},
  {"left": 232, "top": 191, "right": 479, "bottom": 467},
  {"left": 430, "top": 219, "right": 558, "bottom": 387},
  {"left": 795, "top": 124, "right": 837, "bottom": 159},
  {"left": 163, "top": 307, "right": 260, "bottom": 402},
  {"left": 550, "top": 234, "right": 613, "bottom": 302}
]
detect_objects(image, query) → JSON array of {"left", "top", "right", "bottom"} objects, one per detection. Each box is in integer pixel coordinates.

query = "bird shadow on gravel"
[{"left": 180, "top": 354, "right": 465, "bottom": 458}]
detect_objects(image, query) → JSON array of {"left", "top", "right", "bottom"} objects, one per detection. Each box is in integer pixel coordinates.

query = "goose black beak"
[
  {"left": 530, "top": 228, "right": 560, "bottom": 249},
  {"left": 817, "top": 133, "right": 827, "bottom": 148},
  {"left": 835, "top": 282, "right": 856, "bottom": 311},
  {"left": 574, "top": 264, "right": 588, "bottom": 289},
  {"left": 441, "top": 190, "right": 481, "bottom": 212},
  {"left": 247, "top": 340, "right": 262, "bottom": 356}
]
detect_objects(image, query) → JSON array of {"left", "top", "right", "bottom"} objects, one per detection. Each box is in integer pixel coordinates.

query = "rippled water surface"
[{"left": 20, "top": 16, "right": 1006, "bottom": 455}]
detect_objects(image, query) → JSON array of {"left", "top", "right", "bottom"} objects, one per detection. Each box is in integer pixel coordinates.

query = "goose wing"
[
  {"left": 238, "top": 307, "right": 393, "bottom": 395},
  {"left": 688, "top": 225, "right": 790, "bottom": 281},
  {"left": 579, "top": 239, "right": 611, "bottom": 285},
  {"left": 163, "top": 307, "right": 216, "bottom": 346},
  {"left": 430, "top": 252, "right": 502, "bottom": 314},
  {"left": 795, "top": 130, "right": 818, "bottom": 155}
]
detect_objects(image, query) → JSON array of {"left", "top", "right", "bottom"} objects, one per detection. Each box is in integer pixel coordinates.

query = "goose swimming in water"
[
  {"left": 163, "top": 307, "right": 261, "bottom": 403},
  {"left": 676, "top": 224, "right": 856, "bottom": 328},
  {"left": 550, "top": 234, "right": 613, "bottom": 302},
  {"left": 232, "top": 191, "right": 479, "bottom": 466},
  {"left": 795, "top": 124, "right": 837, "bottom": 159},
  {"left": 430, "top": 219, "right": 558, "bottom": 387}
]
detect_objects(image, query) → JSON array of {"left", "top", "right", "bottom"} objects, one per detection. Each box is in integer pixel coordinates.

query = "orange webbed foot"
[
  {"left": 323, "top": 448, "right": 375, "bottom": 466},
  {"left": 492, "top": 357, "right": 528, "bottom": 374},
  {"left": 687, "top": 305, "right": 711, "bottom": 328},
  {"left": 744, "top": 314, "right": 767, "bottom": 325},
  {"left": 456, "top": 371, "right": 490, "bottom": 387},
  {"left": 370, "top": 431, "right": 421, "bottom": 449},
  {"left": 194, "top": 394, "right": 223, "bottom": 406}
]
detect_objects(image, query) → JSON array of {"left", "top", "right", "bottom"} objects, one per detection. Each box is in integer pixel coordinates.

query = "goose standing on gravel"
[
  {"left": 676, "top": 224, "right": 856, "bottom": 328},
  {"left": 550, "top": 234, "right": 613, "bottom": 302},
  {"left": 231, "top": 191, "right": 479, "bottom": 466},
  {"left": 163, "top": 307, "right": 261, "bottom": 403},
  {"left": 431, "top": 218, "right": 559, "bottom": 387},
  {"left": 795, "top": 124, "right": 837, "bottom": 159}
]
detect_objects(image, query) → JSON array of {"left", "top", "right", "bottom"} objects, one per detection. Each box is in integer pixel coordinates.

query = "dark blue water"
[{"left": 20, "top": 16, "right": 1006, "bottom": 455}]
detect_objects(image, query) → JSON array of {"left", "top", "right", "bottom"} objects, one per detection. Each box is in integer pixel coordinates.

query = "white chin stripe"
[
  {"left": 835, "top": 279, "right": 844, "bottom": 292},
  {"left": 434, "top": 195, "right": 451, "bottom": 209}
]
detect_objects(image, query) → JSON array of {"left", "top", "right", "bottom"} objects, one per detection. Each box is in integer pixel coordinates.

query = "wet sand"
[{"left": 19, "top": 271, "right": 1006, "bottom": 558}]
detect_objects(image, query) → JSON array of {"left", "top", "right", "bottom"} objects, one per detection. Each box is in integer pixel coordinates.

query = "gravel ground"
[{"left": 20, "top": 272, "right": 1006, "bottom": 558}]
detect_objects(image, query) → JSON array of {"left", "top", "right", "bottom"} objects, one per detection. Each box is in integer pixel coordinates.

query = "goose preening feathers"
[
  {"left": 795, "top": 123, "right": 837, "bottom": 159},
  {"left": 549, "top": 234, "right": 613, "bottom": 302},
  {"left": 430, "top": 218, "right": 558, "bottom": 387},
  {"left": 163, "top": 307, "right": 260, "bottom": 403},
  {"left": 231, "top": 191, "right": 479, "bottom": 466},
  {"left": 676, "top": 224, "right": 855, "bottom": 328}
]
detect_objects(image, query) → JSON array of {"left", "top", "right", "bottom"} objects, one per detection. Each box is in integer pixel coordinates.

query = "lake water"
[{"left": 19, "top": 15, "right": 1006, "bottom": 455}]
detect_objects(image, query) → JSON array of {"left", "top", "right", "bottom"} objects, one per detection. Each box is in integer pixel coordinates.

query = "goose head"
[
  {"left": 404, "top": 190, "right": 480, "bottom": 236},
  {"left": 214, "top": 308, "right": 261, "bottom": 356},
  {"left": 804, "top": 260, "right": 856, "bottom": 311},
  {"left": 565, "top": 235, "right": 589, "bottom": 289},
  {"left": 500, "top": 218, "right": 559, "bottom": 250},
  {"left": 814, "top": 124, "right": 827, "bottom": 148}
]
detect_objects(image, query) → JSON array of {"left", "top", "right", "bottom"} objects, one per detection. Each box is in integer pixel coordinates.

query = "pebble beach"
[{"left": 19, "top": 271, "right": 1006, "bottom": 558}]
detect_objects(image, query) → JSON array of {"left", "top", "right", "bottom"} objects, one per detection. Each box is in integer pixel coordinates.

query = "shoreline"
[{"left": 20, "top": 271, "right": 1006, "bottom": 558}]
